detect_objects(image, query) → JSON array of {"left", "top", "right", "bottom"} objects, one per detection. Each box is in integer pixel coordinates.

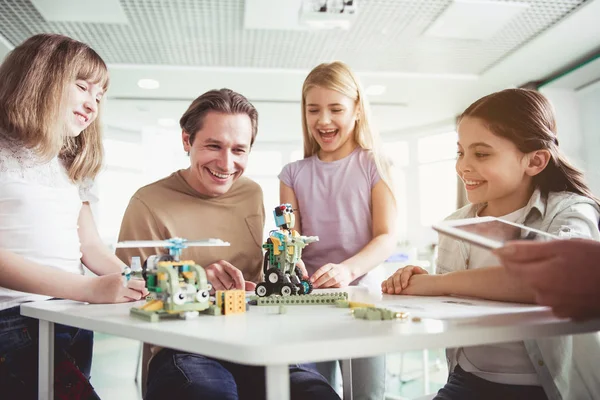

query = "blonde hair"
[
  {"left": 0, "top": 33, "right": 109, "bottom": 182},
  {"left": 301, "top": 61, "right": 394, "bottom": 194}
]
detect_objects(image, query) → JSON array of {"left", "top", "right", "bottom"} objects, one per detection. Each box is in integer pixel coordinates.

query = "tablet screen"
[{"left": 454, "top": 220, "right": 554, "bottom": 244}]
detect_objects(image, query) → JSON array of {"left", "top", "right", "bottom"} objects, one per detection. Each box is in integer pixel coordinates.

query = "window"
[
  {"left": 418, "top": 160, "right": 457, "bottom": 226},
  {"left": 246, "top": 151, "right": 283, "bottom": 176},
  {"left": 384, "top": 141, "right": 409, "bottom": 242},
  {"left": 96, "top": 168, "right": 146, "bottom": 244},
  {"left": 417, "top": 131, "right": 458, "bottom": 244}
]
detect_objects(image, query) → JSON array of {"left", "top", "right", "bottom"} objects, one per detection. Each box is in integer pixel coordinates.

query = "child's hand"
[
  {"left": 87, "top": 273, "right": 146, "bottom": 304},
  {"left": 382, "top": 265, "right": 428, "bottom": 294},
  {"left": 127, "top": 278, "right": 149, "bottom": 298},
  {"left": 395, "top": 274, "right": 445, "bottom": 296},
  {"left": 310, "top": 263, "right": 353, "bottom": 288}
]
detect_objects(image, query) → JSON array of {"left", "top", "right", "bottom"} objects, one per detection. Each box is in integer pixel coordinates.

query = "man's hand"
[
  {"left": 204, "top": 260, "right": 251, "bottom": 291},
  {"left": 381, "top": 265, "right": 428, "bottom": 294},
  {"left": 494, "top": 239, "right": 600, "bottom": 320},
  {"left": 310, "top": 263, "right": 354, "bottom": 288}
]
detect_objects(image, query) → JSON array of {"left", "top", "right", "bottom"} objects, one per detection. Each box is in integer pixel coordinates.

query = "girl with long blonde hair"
[
  {"left": 0, "top": 33, "right": 147, "bottom": 398},
  {"left": 280, "top": 61, "right": 397, "bottom": 400}
]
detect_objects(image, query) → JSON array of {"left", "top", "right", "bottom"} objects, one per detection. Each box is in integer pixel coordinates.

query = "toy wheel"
[
  {"left": 280, "top": 283, "right": 294, "bottom": 297},
  {"left": 300, "top": 279, "right": 313, "bottom": 295},
  {"left": 263, "top": 249, "right": 271, "bottom": 274},
  {"left": 266, "top": 268, "right": 283, "bottom": 284},
  {"left": 294, "top": 266, "right": 304, "bottom": 278},
  {"left": 255, "top": 283, "right": 271, "bottom": 297}
]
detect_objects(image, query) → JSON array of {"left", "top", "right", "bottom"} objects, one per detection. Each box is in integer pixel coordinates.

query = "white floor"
[{"left": 90, "top": 333, "right": 447, "bottom": 400}]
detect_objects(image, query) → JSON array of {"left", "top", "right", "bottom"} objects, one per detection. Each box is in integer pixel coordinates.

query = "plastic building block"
[
  {"left": 249, "top": 292, "right": 348, "bottom": 306},
  {"left": 352, "top": 307, "right": 410, "bottom": 321},
  {"left": 116, "top": 238, "right": 228, "bottom": 322},
  {"left": 255, "top": 204, "right": 318, "bottom": 297},
  {"left": 216, "top": 290, "right": 246, "bottom": 315},
  {"left": 335, "top": 300, "right": 375, "bottom": 309}
]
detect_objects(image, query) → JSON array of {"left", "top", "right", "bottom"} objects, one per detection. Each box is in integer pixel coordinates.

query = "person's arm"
[
  {"left": 399, "top": 202, "right": 600, "bottom": 304},
  {"left": 0, "top": 249, "right": 144, "bottom": 303},
  {"left": 400, "top": 267, "right": 536, "bottom": 303},
  {"left": 342, "top": 180, "right": 397, "bottom": 278},
  {"left": 311, "top": 180, "right": 397, "bottom": 288},
  {"left": 79, "top": 203, "right": 126, "bottom": 275}
]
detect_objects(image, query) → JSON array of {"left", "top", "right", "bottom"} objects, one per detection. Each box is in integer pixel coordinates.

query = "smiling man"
[
  {"left": 116, "top": 88, "right": 339, "bottom": 400},
  {"left": 117, "top": 89, "right": 264, "bottom": 287}
]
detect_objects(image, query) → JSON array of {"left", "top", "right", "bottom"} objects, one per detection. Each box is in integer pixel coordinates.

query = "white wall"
[
  {"left": 578, "top": 82, "right": 600, "bottom": 195},
  {"left": 538, "top": 88, "right": 586, "bottom": 170},
  {"left": 540, "top": 84, "right": 600, "bottom": 197}
]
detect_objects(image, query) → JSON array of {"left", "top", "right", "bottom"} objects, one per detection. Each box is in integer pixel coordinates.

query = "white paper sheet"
[{"left": 380, "top": 295, "right": 550, "bottom": 320}]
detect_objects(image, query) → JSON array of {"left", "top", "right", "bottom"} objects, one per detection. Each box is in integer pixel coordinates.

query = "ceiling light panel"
[
  {"left": 425, "top": 1, "right": 530, "bottom": 40},
  {"left": 0, "top": 0, "right": 589, "bottom": 75}
]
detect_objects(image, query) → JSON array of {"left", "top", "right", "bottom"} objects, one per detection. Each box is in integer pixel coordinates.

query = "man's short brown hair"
[{"left": 180, "top": 88, "right": 258, "bottom": 146}]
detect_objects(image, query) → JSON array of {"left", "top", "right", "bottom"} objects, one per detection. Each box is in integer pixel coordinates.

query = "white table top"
[{"left": 21, "top": 288, "right": 600, "bottom": 366}]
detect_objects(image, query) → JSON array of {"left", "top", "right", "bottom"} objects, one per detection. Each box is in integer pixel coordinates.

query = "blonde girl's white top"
[{"left": 0, "top": 136, "right": 97, "bottom": 310}]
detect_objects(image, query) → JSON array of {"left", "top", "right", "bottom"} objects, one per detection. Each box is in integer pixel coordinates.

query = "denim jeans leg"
[
  {"left": 54, "top": 324, "right": 94, "bottom": 378},
  {"left": 146, "top": 349, "right": 239, "bottom": 400},
  {"left": 434, "top": 366, "right": 549, "bottom": 400},
  {"left": 224, "top": 360, "right": 340, "bottom": 400},
  {"left": 314, "top": 360, "right": 340, "bottom": 394},
  {"left": 289, "top": 364, "right": 341, "bottom": 400},
  {"left": 0, "top": 307, "right": 38, "bottom": 400}
]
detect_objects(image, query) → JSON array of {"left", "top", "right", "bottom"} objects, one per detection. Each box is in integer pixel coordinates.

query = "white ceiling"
[{"left": 1, "top": 0, "right": 599, "bottom": 141}]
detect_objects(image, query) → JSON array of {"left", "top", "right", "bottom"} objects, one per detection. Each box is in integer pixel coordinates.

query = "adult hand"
[
  {"left": 310, "top": 263, "right": 353, "bottom": 288},
  {"left": 494, "top": 239, "right": 600, "bottom": 320},
  {"left": 87, "top": 273, "right": 145, "bottom": 303},
  {"left": 204, "top": 260, "right": 246, "bottom": 291},
  {"left": 381, "top": 265, "right": 428, "bottom": 294}
]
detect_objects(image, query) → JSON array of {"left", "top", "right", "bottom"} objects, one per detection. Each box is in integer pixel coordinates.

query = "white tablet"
[{"left": 432, "top": 216, "right": 558, "bottom": 250}]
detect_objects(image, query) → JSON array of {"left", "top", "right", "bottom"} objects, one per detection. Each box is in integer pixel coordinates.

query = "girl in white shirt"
[
  {"left": 382, "top": 89, "right": 600, "bottom": 400},
  {"left": 0, "top": 33, "right": 147, "bottom": 399}
]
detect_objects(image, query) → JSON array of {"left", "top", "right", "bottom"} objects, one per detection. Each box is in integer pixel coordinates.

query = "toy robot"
[
  {"left": 255, "top": 204, "right": 319, "bottom": 297},
  {"left": 117, "top": 237, "right": 229, "bottom": 321}
]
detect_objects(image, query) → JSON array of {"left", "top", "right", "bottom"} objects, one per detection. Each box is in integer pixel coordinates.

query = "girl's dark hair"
[{"left": 459, "top": 88, "right": 599, "bottom": 206}]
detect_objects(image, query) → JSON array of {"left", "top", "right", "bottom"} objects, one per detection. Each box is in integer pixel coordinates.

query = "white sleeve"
[{"left": 78, "top": 179, "right": 99, "bottom": 204}]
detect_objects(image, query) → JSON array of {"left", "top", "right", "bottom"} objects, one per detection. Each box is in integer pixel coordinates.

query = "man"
[
  {"left": 495, "top": 239, "right": 600, "bottom": 320},
  {"left": 117, "top": 89, "right": 339, "bottom": 400}
]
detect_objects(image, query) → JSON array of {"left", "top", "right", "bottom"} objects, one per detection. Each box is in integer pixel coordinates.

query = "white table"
[{"left": 21, "top": 288, "right": 600, "bottom": 400}]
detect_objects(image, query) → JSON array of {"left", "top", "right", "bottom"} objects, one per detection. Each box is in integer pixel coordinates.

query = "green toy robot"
[{"left": 255, "top": 204, "right": 319, "bottom": 297}]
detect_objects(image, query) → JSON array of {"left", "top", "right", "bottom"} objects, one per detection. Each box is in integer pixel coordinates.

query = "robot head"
[{"left": 273, "top": 203, "right": 295, "bottom": 229}]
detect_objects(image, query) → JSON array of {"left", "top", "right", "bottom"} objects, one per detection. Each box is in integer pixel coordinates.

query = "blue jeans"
[
  {"left": 0, "top": 305, "right": 99, "bottom": 400},
  {"left": 146, "top": 348, "right": 341, "bottom": 400},
  {"left": 434, "top": 365, "right": 548, "bottom": 400}
]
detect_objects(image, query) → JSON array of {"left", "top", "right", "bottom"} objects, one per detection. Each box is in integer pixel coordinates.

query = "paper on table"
[{"left": 380, "top": 295, "right": 549, "bottom": 320}]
